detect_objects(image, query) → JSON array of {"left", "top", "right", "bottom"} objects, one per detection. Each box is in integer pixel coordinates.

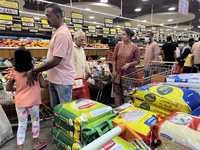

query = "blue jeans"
[{"left": 49, "top": 82, "right": 73, "bottom": 108}]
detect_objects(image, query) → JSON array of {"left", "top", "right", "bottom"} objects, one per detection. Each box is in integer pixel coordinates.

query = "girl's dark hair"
[
  {"left": 123, "top": 28, "right": 135, "bottom": 39},
  {"left": 108, "top": 41, "right": 116, "bottom": 47},
  {"left": 14, "top": 47, "right": 34, "bottom": 72}
]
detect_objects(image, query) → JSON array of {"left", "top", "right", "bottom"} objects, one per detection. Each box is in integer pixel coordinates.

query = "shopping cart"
[
  {"left": 81, "top": 122, "right": 151, "bottom": 150},
  {"left": 122, "top": 61, "right": 177, "bottom": 95}
]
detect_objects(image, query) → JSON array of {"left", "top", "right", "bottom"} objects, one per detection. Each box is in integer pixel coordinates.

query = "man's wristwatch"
[
  {"left": 126, "top": 63, "right": 129, "bottom": 67},
  {"left": 32, "top": 69, "right": 38, "bottom": 77}
]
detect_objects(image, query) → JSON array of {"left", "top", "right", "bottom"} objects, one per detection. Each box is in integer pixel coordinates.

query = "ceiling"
[{"left": 14, "top": 0, "right": 200, "bottom": 34}]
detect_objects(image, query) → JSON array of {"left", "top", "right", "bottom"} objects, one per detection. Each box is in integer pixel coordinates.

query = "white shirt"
[
  {"left": 73, "top": 42, "right": 91, "bottom": 78},
  {"left": 176, "top": 47, "right": 180, "bottom": 58}
]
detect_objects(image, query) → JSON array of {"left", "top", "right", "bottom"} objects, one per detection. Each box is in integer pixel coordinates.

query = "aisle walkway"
[{"left": 1, "top": 119, "right": 54, "bottom": 150}]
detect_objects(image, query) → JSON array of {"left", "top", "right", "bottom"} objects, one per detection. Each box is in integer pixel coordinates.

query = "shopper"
[
  {"left": 106, "top": 41, "right": 116, "bottom": 72},
  {"left": 112, "top": 28, "right": 140, "bottom": 107},
  {"left": 192, "top": 37, "right": 200, "bottom": 71},
  {"left": 162, "top": 36, "right": 177, "bottom": 62},
  {"left": 6, "top": 47, "right": 46, "bottom": 150},
  {"left": 24, "top": 3, "right": 75, "bottom": 108},
  {"left": 73, "top": 30, "right": 92, "bottom": 78},
  {"left": 175, "top": 42, "right": 180, "bottom": 58},
  {"left": 181, "top": 38, "right": 194, "bottom": 59},
  {"left": 180, "top": 41, "right": 188, "bottom": 55},
  {"left": 183, "top": 53, "right": 194, "bottom": 73},
  {"left": 144, "top": 31, "right": 160, "bottom": 77}
]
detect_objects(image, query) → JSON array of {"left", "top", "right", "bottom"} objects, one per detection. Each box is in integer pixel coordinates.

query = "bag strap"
[{"left": 95, "top": 119, "right": 114, "bottom": 136}]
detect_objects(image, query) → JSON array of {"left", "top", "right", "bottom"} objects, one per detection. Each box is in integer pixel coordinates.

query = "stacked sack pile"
[{"left": 52, "top": 99, "right": 118, "bottom": 150}]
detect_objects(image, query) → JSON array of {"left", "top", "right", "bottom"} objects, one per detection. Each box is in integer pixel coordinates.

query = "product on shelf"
[
  {"left": 84, "top": 43, "right": 108, "bottom": 48},
  {"left": 0, "top": 38, "right": 39, "bottom": 47}
]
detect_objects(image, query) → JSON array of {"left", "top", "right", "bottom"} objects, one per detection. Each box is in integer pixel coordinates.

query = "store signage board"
[
  {"left": 71, "top": 12, "right": 84, "bottom": 24},
  {"left": 0, "top": 0, "right": 19, "bottom": 16},
  {"left": 0, "top": 14, "right": 12, "bottom": 25},
  {"left": 62, "top": 10, "right": 65, "bottom": 17},
  {"left": 110, "top": 28, "right": 116, "bottom": 35},
  {"left": 11, "top": 23, "right": 21, "bottom": 31},
  {"left": 74, "top": 24, "right": 82, "bottom": 31},
  {"left": 151, "top": 27, "right": 156, "bottom": 33},
  {"left": 41, "top": 19, "right": 52, "bottom": 29},
  {"left": 85, "top": 31, "right": 91, "bottom": 37},
  {"left": 92, "top": 34, "right": 98, "bottom": 37},
  {"left": 0, "top": 24, "right": 5, "bottom": 30},
  {"left": 21, "top": 17, "right": 34, "bottom": 27},
  {"left": 140, "top": 25, "right": 146, "bottom": 32},
  {"left": 103, "top": 34, "right": 108, "bottom": 38},
  {"left": 124, "top": 22, "right": 131, "bottom": 29},
  {"left": 117, "top": 29, "right": 122, "bottom": 35},
  {"left": 103, "top": 27, "right": 109, "bottom": 34},
  {"left": 29, "top": 26, "right": 38, "bottom": 33},
  {"left": 159, "top": 28, "right": 164, "bottom": 34},
  {"left": 138, "top": 31, "right": 143, "bottom": 37},
  {"left": 69, "top": 28, "right": 75, "bottom": 35},
  {"left": 104, "top": 18, "right": 113, "bottom": 28},
  {"left": 178, "top": 0, "right": 189, "bottom": 16},
  {"left": 88, "top": 26, "right": 95, "bottom": 33}
]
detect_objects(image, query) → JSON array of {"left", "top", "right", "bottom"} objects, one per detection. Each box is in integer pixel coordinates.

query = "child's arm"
[
  {"left": 38, "top": 74, "right": 46, "bottom": 88},
  {"left": 191, "top": 55, "right": 194, "bottom": 66},
  {"left": 6, "top": 79, "right": 16, "bottom": 91}
]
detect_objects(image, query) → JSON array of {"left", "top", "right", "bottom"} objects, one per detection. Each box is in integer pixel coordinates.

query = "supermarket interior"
[{"left": 1, "top": 0, "right": 200, "bottom": 150}]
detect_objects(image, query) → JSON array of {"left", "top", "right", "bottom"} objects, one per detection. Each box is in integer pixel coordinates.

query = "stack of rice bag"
[
  {"left": 130, "top": 82, "right": 200, "bottom": 117},
  {"left": 52, "top": 99, "right": 117, "bottom": 150}
]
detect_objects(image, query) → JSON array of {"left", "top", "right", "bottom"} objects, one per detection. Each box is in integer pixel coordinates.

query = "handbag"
[{"left": 112, "top": 44, "right": 132, "bottom": 84}]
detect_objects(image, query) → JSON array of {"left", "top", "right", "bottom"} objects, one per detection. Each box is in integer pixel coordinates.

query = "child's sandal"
[{"left": 33, "top": 141, "right": 47, "bottom": 150}]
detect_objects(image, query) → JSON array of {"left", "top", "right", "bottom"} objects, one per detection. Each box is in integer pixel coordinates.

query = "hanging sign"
[
  {"left": 103, "top": 27, "right": 109, "bottom": 34},
  {"left": 88, "top": 26, "right": 95, "bottom": 33},
  {"left": 140, "top": 25, "right": 146, "bottom": 32},
  {"left": 92, "top": 32, "right": 98, "bottom": 37},
  {"left": 85, "top": 31, "right": 91, "bottom": 37},
  {"left": 0, "top": 24, "right": 5, "bottom": 30},
  {"left": 104, "top": 18, "right": 113, "bottom": 28},
  {"left": 110, "top": 28, "right": 116, "bottom": 35},
  {"left": 178, "top": 0, "right": 189, "bottom": 16},
  {"left": 117, "top": 29, "right": 122, "bottom": 35},
  {"left": 188, "top": 33, "right": 191, "bottom": 37},
  {"left": 159, "top": 28, "right": 164, "bottom": 34},
  {"left": 138, "top": 31, "right": 143, "bottom": 37},
  {"left": 69, "top": 28, "right": 75, "bottom": 35},
  {"left": 151, "top": 27, "right": 156, "bottom": 33},
  {"left": 173, "top": 30, "right": 176, "bottom": 34},
  {"left": 41, "top": 19, "right": 52, "bottom": 29},
  {"left": 21, "top": 17, "right": 34, "bottom": 27},
  {"left": 124, "top": 22, "right": 131, "bottom": 29},
  {"left": 103, "top": 34, "right": 108, "bottom": 38},
  {"left": 71, "top": 12, "right": 84, "bottom": 24},
  {"left": 0, "top": 14, "right": 12, "bottom": 25},
  {"left": 0, "top": 0, "right": 19, "bottom": 16},
  {"left": 10, "top": 23, "right": 21, "bottom": 31},
  {"left": 74, "top": 24, "right": 82, "bottom": 31},
  {"left": 29, "top": 26, "right": 38, "bottom": 33}
]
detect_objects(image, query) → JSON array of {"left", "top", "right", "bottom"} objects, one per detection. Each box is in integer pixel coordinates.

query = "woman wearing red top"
[
  {"left": 106, "top": 41, "right": 116, "bottom": 72},
  {"left": 112, "top": 28, "right": 140, "bottom": 107}
]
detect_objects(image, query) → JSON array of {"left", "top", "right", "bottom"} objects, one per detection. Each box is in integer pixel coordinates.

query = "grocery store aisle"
[{"left": 1, "top": 119, "right": 54, "bottom": 150}]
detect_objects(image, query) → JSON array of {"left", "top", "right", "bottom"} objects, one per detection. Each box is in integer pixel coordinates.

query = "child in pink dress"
[{"left": 6, "top": 47, "right": 46, "bottom": 150}]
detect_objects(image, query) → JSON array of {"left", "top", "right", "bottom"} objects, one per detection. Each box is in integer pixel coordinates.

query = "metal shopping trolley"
[{"left": 122, "top": 61, "right": 177, "bottom": 95}]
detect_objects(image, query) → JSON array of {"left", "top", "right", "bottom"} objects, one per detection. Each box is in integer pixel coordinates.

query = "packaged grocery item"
[
  {"left": 152, "top": 111, "right": 200, "bottom": 150},
  {"left": 112, "top": 106, "right": 162, "bottom": 145},
  {"left": 133, "top": 98, "right": 171, "bottom": 117},
  {"left": 52, "top": 127, "right": 82, "bottom": 150},
  {"left": 98, "top": 136, "right": 136, "bottom": 150},
  {"left": 132, "top": 83, "right": 200, "bottom": 114},
  {"left": 54, "top": 99, "right": 114, "bottom": 131}
]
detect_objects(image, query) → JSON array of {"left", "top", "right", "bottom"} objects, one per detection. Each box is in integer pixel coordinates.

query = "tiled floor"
[{"left": 1, "top": 119, "right": 54, "bottom": 150}]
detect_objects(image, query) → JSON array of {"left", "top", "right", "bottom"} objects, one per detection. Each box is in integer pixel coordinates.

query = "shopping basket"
[
  {"left": 72, "top": 78, "right": 91, "bottom": 100},
  {"left": 81, "top": 122, "right": 151, "bottom": 150},
  {"left": 122, "top": 61, "right": 177, "bottom": 93}
]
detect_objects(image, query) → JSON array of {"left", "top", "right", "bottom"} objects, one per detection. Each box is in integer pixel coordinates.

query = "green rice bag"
[
  {"left": 54, "top": 99, "right": 114, "bottom": 131},
  {"left": 52, "top": 127, "right": 82, "bottom": 150}
]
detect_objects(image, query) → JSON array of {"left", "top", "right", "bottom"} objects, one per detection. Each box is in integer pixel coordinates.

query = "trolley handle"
[{"left": 148, "top": 61, "right": 177, "bottom": 64}]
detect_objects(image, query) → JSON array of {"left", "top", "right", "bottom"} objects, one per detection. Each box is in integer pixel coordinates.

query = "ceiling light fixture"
[
  {"left": 142, "top": 20, "right": 146, "bottom": 22},
  {"left": 198, "top": 26, "right": 200, "bottom": 28},
  {"left": 138, "top": 24, "right": 141, "bottom": 26},
  {"left": 100, "top": 0, "right": 108, "bottom": 2},
  {"left": 169, "top": 7, "right": 176, "bottom": 11},
  {"left": 34, "top": 17, "right": 40, "bottom": 20},
  {"left": 135, "top": 8, "right": 141, "bottom": 12},
  {"left": 184, "top": 29, "right": 187, "bottom": 30},
  {"left": 93, "top": 22, "right": 97, "bottom": 24},
  {"left": 142, "top": 0, "right": 149, "bottom": 1},
  {"left": 174, "top": 26, "right": 177, "bottom": 28},
  {"left": 96, "top": 25, "right": 100, "bottom": 27},
  {"left": 168, "top": 19, "right": 173, "bottom": 21},
  {"left": 160, "top": 23, "right": 164, "bottom": 26},
  {"left": 85, "top": 8, "right": 91, "bottom": 11},
  {"left": 89, "top": 16, "right": 94, "bottom": 19}
]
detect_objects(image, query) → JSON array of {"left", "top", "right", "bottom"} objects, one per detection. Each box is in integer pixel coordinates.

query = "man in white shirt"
[{"left": 73, "top": 30, "right": 92, "bottom": 78}]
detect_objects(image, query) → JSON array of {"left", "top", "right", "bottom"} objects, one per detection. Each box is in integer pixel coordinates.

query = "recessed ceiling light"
[
  {"left": 96, "top": 25, "right": 100, "bottom": 27},
  {"left": 89, "top": 16, "right": 94, "bottom": 19},
  {"left": 174, "top": 26, "right": 177, "bottom": 28},
  {"left": 93, "top": 22, "right": 97, "bottom": 24},
  {"left": 138, "top": 24, "right": 141, "bottom": 26},
  {"left": 166, "top": 29, "right": 170, "bottom": 31},
  {"left": 34, "top": 17, "right": 40, "bottom": 20},
  {"left": 169, "top": 7, "right": 176, "bottom": 11},
  {"left": 135, "top": 8, "right": 141, "bottom": 12},
  {"left": 100, "top": 0, "right": 108, "bottom": 2},
  {"left": 142, "top": 20, "right": 146, "bottom": 22},
  {"left": 85, "top": 8, "right": 91, "bottom": 11},
  {"left": 160, "top": 23, "right": 164, "bottom": 26},
  {"left": 168, "top": 19, "right": 173, "bottom": 21},
  {"left": 142, "top": 0, "right": 149, "bottom": 1},
  {"left": 117, "top": 25, "right": 120, "bottom": 27},
  {"left": 198, "top": 26, "right": 200, "bottom": 28}
]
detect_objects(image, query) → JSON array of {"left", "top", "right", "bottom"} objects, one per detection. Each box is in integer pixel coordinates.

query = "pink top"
[
  {"left": 144, "top": 41, "right": 160, "bottom": 67},
  {"left": 47, "top": 25, "right": 75, "bottom": 85},
  {"left": 10, "top": 68, "right": 41, "bottom": 107}
]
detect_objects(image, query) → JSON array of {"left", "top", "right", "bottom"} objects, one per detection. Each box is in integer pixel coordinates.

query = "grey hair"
[{"left": 74, "top": 30, "right": 85, "bottom": 40}]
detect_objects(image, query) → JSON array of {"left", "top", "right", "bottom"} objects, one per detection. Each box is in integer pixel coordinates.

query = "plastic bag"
[{"left": 0, "top": 105, "right": 14, "bottom": 148}]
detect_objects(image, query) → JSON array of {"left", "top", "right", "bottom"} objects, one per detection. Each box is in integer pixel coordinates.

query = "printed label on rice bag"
[
  {"left": 72, "top": 101, "right": 97, "bottom": 110},
  {"left": 144, "top": 115, "right": 157, "bottom": 127},
  {"left": 99, "top": 140, "right": 124, "bottom": 150},
  {"left": 144, "top": 94, "right": 156, "bottom": 102},
  {"left": 156, "top": 86, "right": 174, "bottom": 95},
  {"left": 90, "top": 106, "right": 112, "bottom": 117}
]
